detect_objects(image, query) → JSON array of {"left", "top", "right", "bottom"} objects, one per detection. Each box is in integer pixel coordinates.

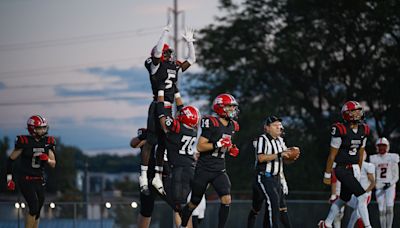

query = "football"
[{"left": 285, "top": 147, "right": 300, "bottom": 161}]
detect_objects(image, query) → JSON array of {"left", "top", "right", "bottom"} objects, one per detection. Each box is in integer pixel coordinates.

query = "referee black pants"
[{"left": 255, "top": 173, "right": 281, "bottom": 228}]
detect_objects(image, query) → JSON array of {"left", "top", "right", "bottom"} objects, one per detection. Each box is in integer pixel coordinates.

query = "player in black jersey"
[
  {"left": 319, "top": 101, "right": 372, "bottom": 228},
  {"left": 162, "top": 105, "right": 200, "bottom": 227},
  {"left": 141, "top": 21, "right": 197, "bottom": 195},
  {"left": 180, "top": 94, "right": 240, "bottom": 228},
  {"left": 6, "top": 115, "right": 56, "bottom": 228},
  {"left": 131, "top": 128, "right": 176, "bottom": 228}
]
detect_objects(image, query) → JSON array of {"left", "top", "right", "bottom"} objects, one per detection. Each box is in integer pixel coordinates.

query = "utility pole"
[{"left": 173, "top": 0, "right": 178, "bottom": 60}]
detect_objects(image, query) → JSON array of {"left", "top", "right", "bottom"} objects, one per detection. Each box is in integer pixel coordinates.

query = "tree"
[{"left": 186, "top": 0, "right": 400, "bottom": 190}]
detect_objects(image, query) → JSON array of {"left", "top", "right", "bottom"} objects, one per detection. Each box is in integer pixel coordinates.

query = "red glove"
[
  {"left": 7, "top": 180, "right": 15, "bottom": 191},
  {"left": 39, "top": 153, "right": 49, "bottom": 161},
  {"left": 229, "top": 145, "right": 239, "bottom": 157},
  {"left": 215, "top": 137, "right": 232, "bottom": 148}
]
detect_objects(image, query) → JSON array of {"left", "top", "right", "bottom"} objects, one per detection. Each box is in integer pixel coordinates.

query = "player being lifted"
[
  {"left": 6, "top": 115, "right": 56, "bottom": 228},
  {"left": 319, "top": 101, "right": 372, "bottom": 228},
  {"left": 180, "top": 94, "right": 240, "bottom": 228},
  {"left": 141, "top": 19, "right": 196, "bottom": 195},
  {"left": 370, "top": 137, "right": 399, "bottom": 228}
]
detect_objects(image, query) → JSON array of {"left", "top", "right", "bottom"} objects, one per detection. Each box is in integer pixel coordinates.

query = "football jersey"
[
  {"left": 14, "top": 135, "right": 56, "bottom": 177},
  {"left": 330, "top": 122, "right": 370, "bottom": 165},
  {"left": 370, "top": 153, "right": 399, "bottom": 188},
  {"left": 144, "top": 57, "right": 180, "bottom": 103},
  {"left": 164, "top": 116, "right": 197, "bottom": 167},
  {"left": 196, "top": 115, "right": 239, "bottom": 172}
]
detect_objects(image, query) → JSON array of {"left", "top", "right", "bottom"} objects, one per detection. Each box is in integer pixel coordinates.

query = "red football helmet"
[
  {"left": 376, "top": 137, "right": 390, "bottom": 154},
  {"left": 212, "top": 93, "right": 239, "bottom": 119},
  {"left": 27, "top": 115, "right": 48, "bottom": 137},
  {"left": 151, "top": 43, "right": 173, "bottom": 62},
  {"left": 341, "top": 101, "right": 364, "bottom": 122},
  {"left": 177, "top": 105, "right": 201, "bottom": 129}
]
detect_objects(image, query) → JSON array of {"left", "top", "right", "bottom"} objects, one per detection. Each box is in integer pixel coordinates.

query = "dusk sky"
[{"left": 0, "top": 0, "right": 229, "bottom": 155}]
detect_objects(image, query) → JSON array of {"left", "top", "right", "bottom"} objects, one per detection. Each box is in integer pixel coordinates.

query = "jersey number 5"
[{"left": 165, "top": 73, "right": 176, "bottom": 89}]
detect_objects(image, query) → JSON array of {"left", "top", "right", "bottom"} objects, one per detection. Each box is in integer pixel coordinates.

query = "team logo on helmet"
[
  {"left": 341, "top": 101, "right": 364, "bottom": 122},
  {"left": 177, "top": 106, "right": 200, "bottom": 129}
]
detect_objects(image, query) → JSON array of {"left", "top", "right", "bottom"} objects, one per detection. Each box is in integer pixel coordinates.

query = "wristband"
[
  {"left": 324, "top": 172, "right": 331, "bottom": 179},
  {"left": 7, "top": 174, "right": 12, "bottom": 182}
]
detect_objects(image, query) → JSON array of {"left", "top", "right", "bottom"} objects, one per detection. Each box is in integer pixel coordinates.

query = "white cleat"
[
  {"left": 152, "top": 175, "right": 166, "bottom": 195},
  {"left": 139, "top": 175, "right": 150, "bottom": 196}
]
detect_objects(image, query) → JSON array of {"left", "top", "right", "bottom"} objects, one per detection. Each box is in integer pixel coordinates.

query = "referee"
[{"left": 248, "top": 116, "right": 292, "bottom": 228}]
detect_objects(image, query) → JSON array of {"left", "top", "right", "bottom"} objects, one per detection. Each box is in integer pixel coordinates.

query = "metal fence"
[{"left": 0, "top": 200, "right": 399, "bottom": 228}]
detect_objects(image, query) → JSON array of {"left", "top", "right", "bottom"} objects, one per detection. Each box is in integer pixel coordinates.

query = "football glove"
[
  {"left": 214, "top": 137, "right": 232, "bottom": 149},
  {"left": 39, "top": 153, "right": 49, "bottom": 161},
  {"left": 229, "top": 145, "right": 239, "bottom": 157},
  {"left": 182, "top": 27, "right": 196, "bottom": 43}
]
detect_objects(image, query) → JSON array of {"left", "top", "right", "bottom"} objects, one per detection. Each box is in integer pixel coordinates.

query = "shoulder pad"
[
  {"left": 362, "top": 123, "right": 370, "bottom": 136},
  {"left": 201, "top": 115, "right": 219, "bottom": 128},
  {"left": 15, "top": 135, "right": 29, "bottom": 145},
  {"left": 232, "top": 120, "right": 240, "bottom": 132},
  {"left": 46, "top": 136, "right": 56, "bottom": 146},
  {"left": 391, "top": 153, "right": 399, "bottom": 163},
  {"left": 331, "top": 122, "right": 347, "bottom": 136}
]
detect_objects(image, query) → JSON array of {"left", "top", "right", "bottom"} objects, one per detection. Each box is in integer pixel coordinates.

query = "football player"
[
  {"left": 140, "top": 20, "right": 196, "bottom": 196},
  {"left": 370, "top": 137, "right": 399, "bottom": 228},
  {"left": 346, "top": 152, "right": 375, "bottom": 228},
  {"left": 319, "top": 101, "right": 372, "bottom": 228},
  {"left": 179, "top": 94, "right": 240, "bottom": 228},
  {"left": 6, "top": 115, "right": 56, "bottom": 228},
  {"left": 162, "top": 105, "right": 200, "bottom": 227},
  {"left": 131, "top": 128, "right": 175, "bottom": 228}
]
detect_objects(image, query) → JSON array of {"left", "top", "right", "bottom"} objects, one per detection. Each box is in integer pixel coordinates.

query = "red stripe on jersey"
[
  {"left": 22, "top": 136, "right": 28, "bottom": 144},
  {"left": 47, "top": 137, "right": 51, "bottom": 144},
  {"left": 335, "top": 123, "right": 346, "bottom": 135},
  {"left": 363, "top": 124, "right": 370, "bottom": 136},
  {"left": 209, "top": 116, "right": 219, "bottom": 127},
  {"left": 331, "top": 170, "right": 337, "bottom": 183},
  {"left": 232, "top": 120, "right": 240, "bottom": 132},
  {"left": 175, "top": 120, "right": 180, "bottom": 133}
]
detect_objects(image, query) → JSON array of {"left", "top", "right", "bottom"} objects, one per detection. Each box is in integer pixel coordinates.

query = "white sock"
[
  {"left": 140, "top": 165, "right": 148, "bottom": 178},
  {"left": 325, "top": 199, "right": 345, "bottom": 226},
  {"left": 347, "top": 209, "right": 359, "bottom": 228},
  {"left": 356, "top": 194, "right": 371, "bottom": 227},
  {"left": 386, "top": 206, "right": 393, "bottom": 228},
  {"left": 379, "top": 210, "right": 387, "bottom": 228}
]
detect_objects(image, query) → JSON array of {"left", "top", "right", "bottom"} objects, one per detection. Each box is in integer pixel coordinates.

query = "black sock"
[
  {"left": 218, "top": 204, "right": 230, "bottom": 228},
  {"left": 247, "top": 209, "right": 258, "bottom": 228},
  {"left": 181, "top": 204, "right": 194, "bottom": 227},
  {"left": 192, "top": 216, "right": 199, "bottom": 228},
  {"left": 280, "top": 210, "right": 292, "bottom": 228}
]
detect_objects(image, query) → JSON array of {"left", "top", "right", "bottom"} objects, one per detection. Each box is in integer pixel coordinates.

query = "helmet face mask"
[
  {"left": 213, "top": 94, "right": 239, "bottom": 119},
  {"left": 177, "top": 106, "right": 200, "bottom": 130},
  {"left": 27, "top": 115, "right": 48, "bottom": 138},
  {"left": 151, "top": 44, "right": 174, "bottom": 62}
]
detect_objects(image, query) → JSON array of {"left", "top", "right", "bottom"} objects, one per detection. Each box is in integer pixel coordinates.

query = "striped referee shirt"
[{"left": 255, "top": 133, "right": 287, "bottom": 175}]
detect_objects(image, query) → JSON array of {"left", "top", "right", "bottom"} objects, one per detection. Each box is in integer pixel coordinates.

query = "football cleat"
[
  {"left": 152, "top": 175, "right": 166, "bottom": 195},
  {"left": 139, "top": 175, "right": 150, "bottom": 196}
]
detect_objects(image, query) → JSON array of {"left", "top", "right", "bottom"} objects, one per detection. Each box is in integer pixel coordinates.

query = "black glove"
[
  {"left": 137, "top": 128, "right": 147, "bottom": 141},
  {"left": 383, "top": 183, "right": 391, "bottom": 190}
]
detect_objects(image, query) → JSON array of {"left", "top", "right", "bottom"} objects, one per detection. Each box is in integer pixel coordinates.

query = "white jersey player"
[
  {"left": 346, "top": 153, "right": 376, "bottom": 228},
  {"left": 369, "top": 137, "right": 399, "bottom": 228}
]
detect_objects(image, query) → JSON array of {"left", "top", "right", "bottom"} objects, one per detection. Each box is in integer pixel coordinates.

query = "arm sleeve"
[
  {"left": 200, "top": 117, "right": 213, "bottom": 141},
  {"left": 185, "top": 41, "right": 196, "bottom": 65},
  {"left": 153, "top": 30, "right": 169, "bottom": 58}
]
